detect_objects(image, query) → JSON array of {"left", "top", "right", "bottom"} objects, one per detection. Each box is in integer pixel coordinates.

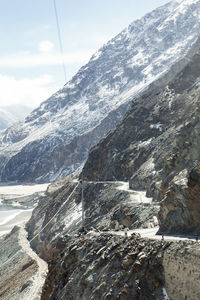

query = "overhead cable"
[{"left": 53, "top": 0, "right": 67, "bottom": 83}]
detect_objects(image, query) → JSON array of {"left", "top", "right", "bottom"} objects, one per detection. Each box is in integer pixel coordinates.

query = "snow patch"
[
  {"left": 0, "top": 184, "right": 49, "bottom": 196},
  {"left": 150, "top": 122, "right": 163, "bottom": 132},
  {"left": 162, "top": 287, "right": 170, "bottom": 300},
  {"left": 91, "top": 50, "right": 102, "bottom": 61},
  {"left": 0, "top": 210, "right": 22, "bottom": 225},
  {"left": 64, "top": 202, "right": 82, "bottom": 229},
  {"left": 138, "top": 138, "right": 154, "bottom": 148},
  {"left": 172, "top": 169, "right": 188, "bottom": 186}
]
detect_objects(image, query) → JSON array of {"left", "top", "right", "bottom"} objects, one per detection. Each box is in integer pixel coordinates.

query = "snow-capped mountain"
[{"left": 0, "top": 0, "right": 199, "bottom": 183}]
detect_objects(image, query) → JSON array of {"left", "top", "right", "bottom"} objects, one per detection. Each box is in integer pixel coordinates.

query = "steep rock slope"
[
  {"left": 82, "top": 47, "right": 200, "bottom": 184},
  {"left": 41, "top": 234, "right": 168, "bottom": 300},
  {"left": 82, "top": 44, "right": 200, "bottom": 233},
  {"left": 26, "top": 180, "right": 158, "bottom": 256},
  {"left": 24, "top": 180, "right": 200, "bottom": 300},
  {"left": 157, "top": 118, "right": 200, "bottom": 234},
  {"left": 24, "top": 179, "right": 166, "bottom": 299},
  {"left": 0, "top": 0, "right": 200, "bottom": 182},
  {"left": 40, "top": 235, "right": 200, "bottom": 300}
]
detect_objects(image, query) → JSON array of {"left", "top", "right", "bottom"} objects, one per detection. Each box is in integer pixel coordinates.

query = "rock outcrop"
[
  {"left": 26, "top": 180, "right": 159, "bottom": 255},
  {"left": 24, "top": 185, "right": 200, "bottom": 300},
  {"left": 21, "top": 177, "right": 200, "bottom": 299},
  {"left": 82, "top": 49, "right": 200, "bottom": 186},
  {"left": 158, "top": 166, "right": 200, "bottom": 234},
  {"left": 40, "top": 235, "right": 200, "bottom": 300},
  {"left": 81, "top": 45, "right": 200, "bottom": 233},
  {"left": 41, "top": 233, "right": 168, "bottom": 300},
  {"left": 163, "top": 240, "right": 200, "bottom": 300}
]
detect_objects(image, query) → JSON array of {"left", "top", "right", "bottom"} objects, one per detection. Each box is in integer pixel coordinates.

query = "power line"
[{"left": 53, "top": 0, "right": 67, "bottom": 83}]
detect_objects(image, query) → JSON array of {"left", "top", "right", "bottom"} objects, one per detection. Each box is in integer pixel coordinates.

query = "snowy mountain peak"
[
  {"left": 0, "top": 0, "right": 200, "bottom": 182},
  {"left": 176, "top": 0, "right": 198, "bottom": 4}
]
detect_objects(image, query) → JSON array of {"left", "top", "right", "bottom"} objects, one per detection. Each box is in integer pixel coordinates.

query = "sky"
[{"left": 0, "top": 0, "right": 170, "bottom": 109}]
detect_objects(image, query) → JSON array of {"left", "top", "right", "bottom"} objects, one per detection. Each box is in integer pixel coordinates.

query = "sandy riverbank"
[
  {"left": 0, "top": 183, "right": 49, "bottom": 195},
  {"left": 0, "top": 209, "right": 33, "bottom": 237}
]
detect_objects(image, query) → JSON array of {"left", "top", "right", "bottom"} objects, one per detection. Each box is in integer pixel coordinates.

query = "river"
[{"left": 0, "top": 183, "right": 49, "bottom": 236}]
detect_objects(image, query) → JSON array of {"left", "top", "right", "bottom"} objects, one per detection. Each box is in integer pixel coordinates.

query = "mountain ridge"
[{"left": 0, "top": 0, "right": 199, "bottom": 183}]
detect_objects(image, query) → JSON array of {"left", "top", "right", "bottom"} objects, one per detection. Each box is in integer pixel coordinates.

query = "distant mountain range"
[
  {"left": 0, "top": 0, "right": 199, "bottom": 183},
  {"left": 0, "top": 105, "right": 32, "bottom": 130}
]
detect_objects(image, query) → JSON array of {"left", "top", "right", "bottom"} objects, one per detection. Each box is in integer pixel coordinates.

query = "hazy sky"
[{"left": 0, "top": 0, "right": 170, "bottom": 108}]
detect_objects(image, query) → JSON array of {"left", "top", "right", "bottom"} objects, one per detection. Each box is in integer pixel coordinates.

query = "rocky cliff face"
[
  {"left": 0, "top": 0, "right": 199, "bottom": 183},
  {"left": 41, "top": 235, "right": 200, "bottom": 300},
  {"left": 24, "top": 179, "right": 164, "bottom": 299},
  {"left": 82, "top": 47, "right": 200, "bottom": 183},
  {"left": 26, "top": 180, "right": 158, "bottom": 255},
  {"left": 82, "top": 45, "right": 200, "bottom": 233},
  {"left": 158, "top": 121, "right": 200, "bottom": 234},
  {"left": 24, "top": 179, "right": 200, "bottom": 300},
  {"left": 23, "top": 180, "right": 161, "bottom": 298},
  {"left": 1, "top": 176, "right": 200, "bottom": 299},
  {"left": 41, "top": 233, "right": 168, "bottom": 300}
]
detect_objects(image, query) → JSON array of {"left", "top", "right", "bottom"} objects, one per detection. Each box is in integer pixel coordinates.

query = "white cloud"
[
  {"left": 42, "top": 24, "right": 52, "bottom": 30},
  {"left": 0, "top": 46, "right": 95, "bottom": 109},
  {"left": 38, "top": 40, "right": 54, "bottom": 53},
  {"left": 0, "top": 50, "right": 94, "bottom": 68},
  {"left": 0, "top": 74, "right": 58, "bottom": 108}
]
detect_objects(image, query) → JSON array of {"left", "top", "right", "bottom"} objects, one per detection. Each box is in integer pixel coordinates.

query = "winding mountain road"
[
  {"left": 77, "top": 180, "right": 197, "bottom": 242},
  {"left": 109, "top": 228, "right": 197, "bottom": 242}
]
